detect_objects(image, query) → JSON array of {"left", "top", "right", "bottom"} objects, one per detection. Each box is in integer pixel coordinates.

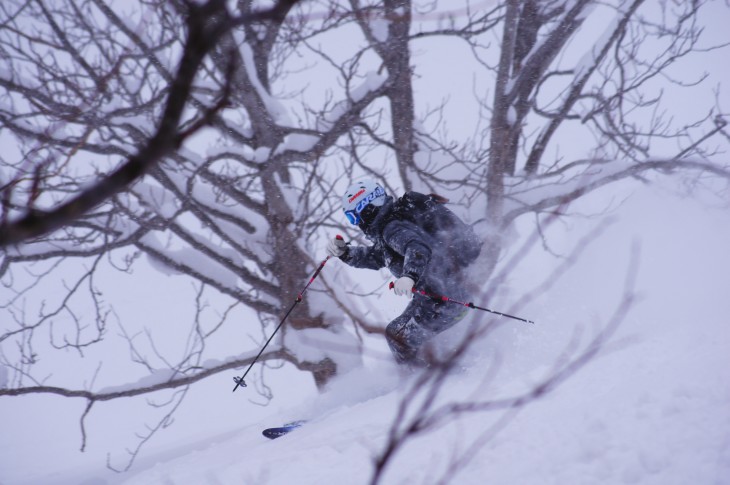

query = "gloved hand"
[
  {"left": 326, "top": 236, "right": 347, "bottom": 258},
  {"left": 392, "top": 276, "right": 415, "bottom": 297}
]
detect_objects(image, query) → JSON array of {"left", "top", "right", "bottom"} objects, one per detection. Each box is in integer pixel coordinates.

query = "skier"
[{"left": 326, "top": 179, "right": 481, "bottom": 366}]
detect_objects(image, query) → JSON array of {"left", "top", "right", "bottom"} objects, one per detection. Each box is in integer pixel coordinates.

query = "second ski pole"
[{"left": 389, "top": 282, "right": 535, "bottom": 324}]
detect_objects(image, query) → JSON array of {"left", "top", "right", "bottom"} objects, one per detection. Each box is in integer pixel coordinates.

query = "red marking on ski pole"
[{"left": 387, "top": 281, "right": 535, "bottom": 324}]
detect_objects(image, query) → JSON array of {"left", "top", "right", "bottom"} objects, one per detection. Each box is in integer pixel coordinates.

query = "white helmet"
[{"left": 342, "top": 179, "right": 386, "bottom": 225}]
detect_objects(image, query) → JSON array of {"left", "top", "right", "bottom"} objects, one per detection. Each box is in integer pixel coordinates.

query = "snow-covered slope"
[
  {"left": 7, "top": 185, "right": 730, "bottom": 485},
  {"left": 116, "top": 323, "right": 729, "bottom": 485},
  {"left": 114, "top": 323, "right": 727, "bottom": 485},
  {"left": 107, "top": 187, "right": 730, "bottom": 484}
]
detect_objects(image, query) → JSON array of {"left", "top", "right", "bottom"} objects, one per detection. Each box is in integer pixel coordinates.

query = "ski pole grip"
[
  {"left": 335, "top": 234, "right": 350, "bottom": 246},
  {"left": 388, "top": 281, "right": 417, "bottom": 293}
]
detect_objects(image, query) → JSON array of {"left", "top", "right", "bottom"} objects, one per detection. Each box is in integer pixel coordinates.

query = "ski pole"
[
  {"left": 232, "top": 235, "right": 344, "bottom": 392},
  {"left": 389, "top": 282, "right": 534, "bottom": 324}
]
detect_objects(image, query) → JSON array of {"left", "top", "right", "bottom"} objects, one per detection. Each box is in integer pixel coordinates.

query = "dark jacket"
[{"left": 341, "top": 196, "right": 466, "bottom": 297}]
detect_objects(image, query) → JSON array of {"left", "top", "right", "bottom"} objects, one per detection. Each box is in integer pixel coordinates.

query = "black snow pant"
[{"left": 385, "top": 277, "right": 470, "bottom": 366}]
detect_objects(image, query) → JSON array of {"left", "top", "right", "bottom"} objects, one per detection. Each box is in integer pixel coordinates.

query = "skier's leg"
[
  {"left": 385, "top": 300, "right": 434, "bottom": 365},
  {"left": 419, "top": 297, "right": 469, "bottom": 334},
  {"left": 418, "top": 270, "right": 471, "bottom": 335},
  {"left": 385, "top": 286, "right": 471, "bottom": 365}
]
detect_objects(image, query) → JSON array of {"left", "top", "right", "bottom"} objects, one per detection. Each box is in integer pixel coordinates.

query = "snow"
[
  {"left": 140, "top": 233, "right": 240, "bottom": 289},
  {"left": 4, "top": 240, "right": 81, "bottom": 258},
  {"left": 1, "top": 3, "right": 729, "bottom": 483},
  {"left": 369, "top": 17, "right": 390, "bottom": 43},
  {"left": 92, "top": 299, "right": 730, "bottom": 485},
  {"left": 132, "top": 181, "right": 180, "bottom": 218},
  {"left": 352, "top": 71, "right": 388, "bottom": 103},
  {"left": 240, "top": 44, "right": 291, "bottom": 126},
  {"left": 96, "top": 369, "right": 179, "bottom": 395},
  {"left": 273, "top": 133, "right": 320, "bottom": 155},
  {"left": 206, "top": 142, "right": 256, "bottom": 161},
  {"left": 254, "top": 146, "right": 271, "bottom": 164},
  {"left": 503, "top": 158, "right": 639, "bottom": 219},
  {"left": 573, "top": 10, "right": 622, "bottom": 80},
  {"left": 4, "top": 182, "right": 728, "bottom": 485},
  {"left": 507, "top": 105, "right": 517, "bottom": 125},
  {"left": 317, "top": 71, "right": 387, "bottom": 132},
  {"left": 283, "top": 326, "right": 362, "bottom": 375}
]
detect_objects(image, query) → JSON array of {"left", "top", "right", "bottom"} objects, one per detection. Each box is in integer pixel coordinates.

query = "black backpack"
[{"left": 390, "top": 192, "right": 482, "bottom": 268}]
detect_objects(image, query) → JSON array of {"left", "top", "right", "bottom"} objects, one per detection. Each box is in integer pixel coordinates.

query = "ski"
[{"left": 262, "top": 420, "right": 306, "bottom": 439}]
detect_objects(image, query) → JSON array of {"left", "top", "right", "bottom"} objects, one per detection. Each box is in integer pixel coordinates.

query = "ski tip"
[
  {"left": 262, "top": 428, "right": 289, "bottom": 439},
  {"left": 262, "top": 420, "right": 306, "bottom": 440}
]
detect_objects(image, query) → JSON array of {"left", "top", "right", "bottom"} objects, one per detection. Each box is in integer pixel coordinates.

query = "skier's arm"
[
  {"left": 382, "top": 220, "right": 432, "bottom": 283},
  {"left": 340, "top": 245, "right": 386, "bottom": 270}
]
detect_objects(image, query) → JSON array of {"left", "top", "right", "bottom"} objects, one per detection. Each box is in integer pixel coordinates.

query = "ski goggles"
[
  {"left": 343, "top": 186, "right": 385, "bottom": 225},
  {"left": 344, "top": 209, "right": 362, "bottom": 225}
]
